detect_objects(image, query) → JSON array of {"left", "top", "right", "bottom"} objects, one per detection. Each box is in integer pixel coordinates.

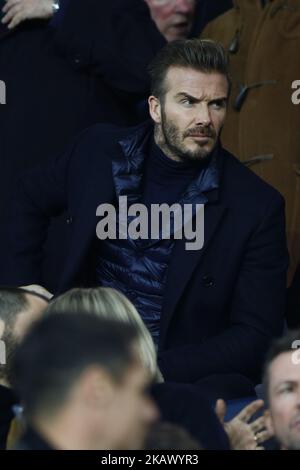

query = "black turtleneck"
[{"left": 142, "top": 139, "right": 207, "bottom": 207}]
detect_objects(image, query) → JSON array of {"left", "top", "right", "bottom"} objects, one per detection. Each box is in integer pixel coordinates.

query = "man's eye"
[
  {"left": 210, "top": 101, "right": 225, "bottom": 109},
  {"left": 181, "top": 99, "right": 193, "bottom": 106},
  {"left": 279, "top": 385, "right": 293, "bottom": 394}
]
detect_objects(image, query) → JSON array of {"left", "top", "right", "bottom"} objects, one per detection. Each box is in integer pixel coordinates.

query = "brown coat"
[{"left": 201, "top": 0, "right": 300, "bottom": 282}]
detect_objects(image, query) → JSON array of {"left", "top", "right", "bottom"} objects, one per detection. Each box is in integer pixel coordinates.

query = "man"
[
  {"left": 0, "top": 39, "right": 288, "bottom": 398},
  {"left": 0, "top": 288, "right": 48, "bottom": 448},
  {"left": 11, "top": 312, "right": 158, "bottom": 450},
  {"left": 145, "top": 0, "right": 232, "bottom": 42},
  {"left": 263, "top": 330, "right": 300, "bottom": 450},
  {"left": 144, "top": 0, "right": 196, "bottom": 42}
]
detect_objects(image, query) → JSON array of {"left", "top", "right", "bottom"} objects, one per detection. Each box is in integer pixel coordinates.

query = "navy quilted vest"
[{"left": 96, "top": 122, "right": 219, "bottom": 344}]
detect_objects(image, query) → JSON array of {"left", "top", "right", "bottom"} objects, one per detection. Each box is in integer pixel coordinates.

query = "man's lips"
[
  {"left": 170, "top": 21, "right": 189, "bottom": 31},
  {"left": 186, "top": 134, "right": 213, "bottom": 140},
  {"left": 188, "top": 134, "right": 211, "bottom": 137}
]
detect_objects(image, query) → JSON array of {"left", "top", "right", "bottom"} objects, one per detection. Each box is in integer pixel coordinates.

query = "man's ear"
[
  {"left": 148, "top": 96, "right": 162, "bottom": 124},
  {"left": 264, "top": 409, "right": 274, "bottom": 435},
  {"left": 79, "top": 366, "right": 115, "bottom": 410}
]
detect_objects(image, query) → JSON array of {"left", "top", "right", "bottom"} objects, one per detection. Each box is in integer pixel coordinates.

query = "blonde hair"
[{"left": 46, "top": 287, "right": 163, "bottom": 382}]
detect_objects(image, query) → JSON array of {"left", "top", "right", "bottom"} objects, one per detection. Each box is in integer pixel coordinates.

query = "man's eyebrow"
[
  {"left": 275, "top": 380, "right": 298, "bottom": 389},
  {"left": 174, "top": 92, "right": 228, "bottom": 102},
  {"left": 174, "top": 92, "right": 199, "bottom": 102}
]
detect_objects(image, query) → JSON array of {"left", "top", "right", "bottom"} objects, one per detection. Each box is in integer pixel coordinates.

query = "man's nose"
[{"left": 195, "top": 104, "right": 212, "bottom": 127}]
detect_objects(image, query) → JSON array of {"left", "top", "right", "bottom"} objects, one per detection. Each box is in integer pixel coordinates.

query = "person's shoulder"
[
  {"left": 221, "top": 147, "right": 284, "bottom": 207},
  {"left": 66, "top": 121, "right": 152, "bottom": 179},
  {"left": 77, "top": 122, "right": 136, "bottom": 146},
  {"left": 67, "top": 122, "right": 141, "bottom": 169},
  {"left": 76, "top": 121, "right": 149, "bottom": 151}
]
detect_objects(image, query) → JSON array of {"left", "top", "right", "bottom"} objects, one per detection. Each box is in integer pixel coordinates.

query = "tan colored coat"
[{"left": 201, "top": 0, "right": 300, "bottom": 281}]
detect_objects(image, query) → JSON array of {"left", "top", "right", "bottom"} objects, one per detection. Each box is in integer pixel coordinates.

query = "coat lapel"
[{"left": 159, "top": 193, "right": 228, "bottom": 349}]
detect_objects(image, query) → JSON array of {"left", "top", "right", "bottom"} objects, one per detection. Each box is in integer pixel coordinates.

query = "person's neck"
[{"left": 32, "top": 408, "right": 109, "bottom": 450}]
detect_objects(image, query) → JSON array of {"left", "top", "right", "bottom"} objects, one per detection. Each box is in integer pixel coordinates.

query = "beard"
[{"left": 156, "top": 108, "right": 219, "bottom": 163}]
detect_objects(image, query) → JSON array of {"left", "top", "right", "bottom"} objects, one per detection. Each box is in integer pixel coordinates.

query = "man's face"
[
  {"left": 266, "top": 352, "right": 300, "bottom": 450},
  {"left": 145, "top": 0, "right": 196, "bottom": 42},
  {"left": 149, "top": 66, "right": 228, "bottom": 162},
  {"left": 102, "top": 356, "right": 159, "bottom": 450}
]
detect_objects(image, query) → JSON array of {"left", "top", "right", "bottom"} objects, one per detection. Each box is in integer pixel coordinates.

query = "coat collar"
[{"left": 114, "top": 120, "right": 221, "bottom": 206}]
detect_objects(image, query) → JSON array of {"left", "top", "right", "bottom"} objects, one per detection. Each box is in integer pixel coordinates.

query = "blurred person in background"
[
  {"left": 144, "top": 0, "right": 196, "bottom": 42},
  {"left": 263, "top": 330, "right": 300, "bottom": 450},
  {"left": 0, "top": 287, "right": 48, "bottom": 448},
  {"left": 12, "top": 313, "right": 158, "bottom": 450},
  {"left": 47, "top": 287, "right": 162, "bottom": 383}
]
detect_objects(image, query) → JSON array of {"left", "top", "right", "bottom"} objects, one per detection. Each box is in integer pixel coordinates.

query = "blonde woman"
[{"left": 46, "top": 287, "right": 163, "bottom": 383}]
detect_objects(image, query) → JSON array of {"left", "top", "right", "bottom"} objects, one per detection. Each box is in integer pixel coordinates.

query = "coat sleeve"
[
  {"left": 0, "top": 131, "right": 87, "bottom": 286},
  {"left": 158, "top": 193, "right": 289, "bottom": 384},
  {"left": 54, "top": 0, "right": 166, "bottom": 95}
]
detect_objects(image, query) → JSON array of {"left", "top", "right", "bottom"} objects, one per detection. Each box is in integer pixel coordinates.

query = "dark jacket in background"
[
  {"left": 191, "top": 0, "right": 233, "bottom": 36},
  {"left": 287, "top": 262, "right": 300, "bottom": 329}
]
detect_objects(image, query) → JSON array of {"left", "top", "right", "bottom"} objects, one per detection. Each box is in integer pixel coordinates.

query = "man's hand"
[
  {"left": 1, "top": 0, "right": 54, "bottom": 30},
  {"left": 215, "top": 398, "right": 273, "bottom": 450}
]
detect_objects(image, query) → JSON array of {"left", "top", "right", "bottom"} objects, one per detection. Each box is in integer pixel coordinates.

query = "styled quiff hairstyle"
[{"left": 148, "top": 38, "right": 231, "bottom": 101}]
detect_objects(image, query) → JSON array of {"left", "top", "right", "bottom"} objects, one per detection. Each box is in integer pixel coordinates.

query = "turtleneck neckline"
[{"left": 150, "top": 138, "right": 210, "bottom": 177}]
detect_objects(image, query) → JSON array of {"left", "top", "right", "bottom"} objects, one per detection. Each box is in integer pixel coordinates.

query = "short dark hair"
[
  {"left": 263, "top": 329, "right": 300, "bottom": 405},
  {"left": 12, "top": 312, "right": 138, "bottom": 418},
  {"left": 0, "top": 288, "right": 30, "bottom": 328},
  {"left": 0, "top": 287, "right": 49, "bottom": 383},
  {"left": 148, "top": 39, "right": 231, "bottom": 101},
  {"left": 0, "top": 287, "right": 49, "bottom": 327}
]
